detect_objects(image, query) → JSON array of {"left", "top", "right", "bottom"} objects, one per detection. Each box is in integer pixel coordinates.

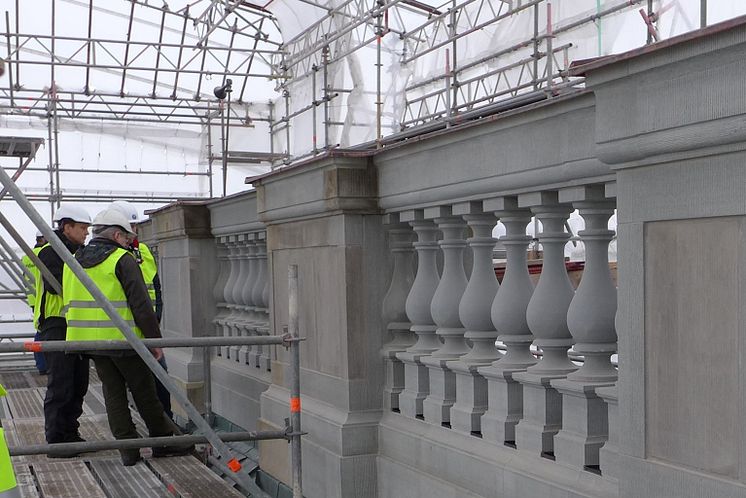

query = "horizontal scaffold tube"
[
  {"left": 9, "top": 430, "right": 294, "bottom": 456},
  {"left": 0, "top": 335, "right": 296, "bottom": 353}
]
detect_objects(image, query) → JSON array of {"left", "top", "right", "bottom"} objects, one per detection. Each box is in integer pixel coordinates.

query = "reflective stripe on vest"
[
  {"left": 21, "top": 252, "right": 36, "bottom": 308},
  {"left": 139, "top": 243, "right": 157, "bottom": 307},
  {"left": 33, "top": 244, "right": 64, "bottom": 329},
  {"left": 62, "top": 247, "right": 144, "bottom": 341}
]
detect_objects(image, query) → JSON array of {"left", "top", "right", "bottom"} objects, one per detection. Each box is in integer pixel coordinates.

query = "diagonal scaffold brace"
[{"left": 0, "top": 164, "right": 271, "bottom": 498}]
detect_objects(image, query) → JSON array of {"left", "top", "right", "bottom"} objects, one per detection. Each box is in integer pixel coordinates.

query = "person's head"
[
  {"left": 52, "top": 205, "right": 91, "bottom": 245},
  {"left": 108, "top": 201, "right": 142, "bottom": 236},
  {"left": 35, "top": 229, "right": 46, "bottom": 246},
  {"left": 91, "top": 209, "right": 136, "bottom": 249}
]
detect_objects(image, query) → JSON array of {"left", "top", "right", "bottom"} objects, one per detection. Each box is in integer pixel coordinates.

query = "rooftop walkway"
[{"left": 0, "top": 366, "right": 245, "bottom": 498}]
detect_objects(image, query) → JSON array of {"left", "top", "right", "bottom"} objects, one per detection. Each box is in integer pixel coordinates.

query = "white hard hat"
[
  {"left": 53, "top": 205, "right": 92, "bottom": 224},
  {"left": 92, "top": 209, "right": 135, "bottom": 235},
  {"left": 35, "top": 229, "right": 44, "bottom": 238},
  {"left": 109, "top": 200, "right": 142, "bottom": 223}
]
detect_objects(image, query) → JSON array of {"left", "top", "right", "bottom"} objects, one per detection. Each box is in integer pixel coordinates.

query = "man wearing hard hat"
[
  {"left": 108, "top": 200, "right": 171, "bottom": 420},
  {"left": 0, "top": 384, "right": 20, "bottom": 497},
  {"left": 63, "top": 209, "right": 190, "bottom": 466},
  {"left": 36, "top": 205, "right": 91, "bottom": 455},
  {"left": 21, "top": 230, "right": 48, "bottom": 375}
]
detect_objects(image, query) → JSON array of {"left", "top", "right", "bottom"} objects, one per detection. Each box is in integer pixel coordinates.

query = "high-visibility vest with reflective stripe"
[
  {"left": 21, "top": 247, "right": 43, "bottom": 309},
  {"left": 33, "top": 243, "right": 64, "bottom": 329},
  {"left": 0, "top": 384, "right": 18, "bottom": 496},
  {"left": 139, "top": 242, "right": 157, "bottom": 307},
  {"left": 62, "top": 247, "right": 144, "bottom": 342}
]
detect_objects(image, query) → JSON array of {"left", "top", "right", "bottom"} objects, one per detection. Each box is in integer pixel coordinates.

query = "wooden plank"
[
  {"left": 0, "top": 371, "right": 32, "bottom": 389},
  {"left": 32, "top": 461, "right": 107, "bottom": 498},
  {"left": 5, "top": 388, "right": 44, "bottom": 418},
  {"left": 148, "top": 456, "right": 245, "bottom": 498},
  {"left": 12, "top": 463, "right": 41, "bottom": 498},
  {"left": 23, "top": 371, "right": 48, "bottom": 389},
  {"left": 89, "top": 458, "right": 172, "bottom": 498}
]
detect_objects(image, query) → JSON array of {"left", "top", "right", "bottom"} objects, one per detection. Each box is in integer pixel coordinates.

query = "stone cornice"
[
  {"left": 148, "top": 203, "right": 212, "bottom": 241},
  {"left": 582, "top": 16, "right": 746, "bottom": 166},
  {"left": 253, "top": 155, "right": 379, "bottom": 224},
  {"left": 206, "top": 189, "right": 265, "bottom": 236}
]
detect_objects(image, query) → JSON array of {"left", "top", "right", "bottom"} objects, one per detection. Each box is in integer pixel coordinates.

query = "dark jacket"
[
  {"left": 38, "top": 230, "right": 81, "bottom": 331},
  {"left": 74, "top": 237, "right": 162, "bottom": 343}
]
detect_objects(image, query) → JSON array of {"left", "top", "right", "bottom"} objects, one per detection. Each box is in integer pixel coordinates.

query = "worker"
[
  {"left": 36, "top": 205, "right": 91, "bottom": 453},
  {"left": 0, "top": 384, "right": 20, "bottom": 498},
  {"left": 63, "top": 209, "right": 191, "bottom": 466},
  {"left": 21, "top": 230, "right": 47, "bottom": 375},
  {"left": 109, "top": 200, "right": 172, "bottom": 421}
]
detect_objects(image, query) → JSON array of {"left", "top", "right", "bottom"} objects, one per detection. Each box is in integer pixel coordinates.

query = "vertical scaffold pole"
[{"left": 288, "top": 264, "right": 303, "bottom": 498}]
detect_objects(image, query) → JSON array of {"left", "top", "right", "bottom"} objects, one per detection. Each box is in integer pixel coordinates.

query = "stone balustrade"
[
  {"left": 382, "top": 186, "right": 618, "bottom": 476},
  {"left": 213, "top": 230, "right": 271, "bottom": 372}
]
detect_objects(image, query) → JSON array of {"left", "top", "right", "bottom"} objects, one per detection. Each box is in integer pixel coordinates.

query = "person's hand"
[{"left": 151, "top": 347, "right": 163, "bottom": 361}]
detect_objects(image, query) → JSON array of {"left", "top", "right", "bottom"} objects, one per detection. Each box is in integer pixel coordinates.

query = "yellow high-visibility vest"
[
  {"left": 63, "top": 247, "right": 144, "bottom": 341},
  {"left": 21, "top": 247, "right": 43, "bottom": 309},
  {"left": 33, "top": 243, "right": 64, "bottom": 329},
  {"left": 139, "top": 242, "right": 157, "bottom": 308},
  {"left": 0, "top": 384, "right": 18, "bottom": 495}
]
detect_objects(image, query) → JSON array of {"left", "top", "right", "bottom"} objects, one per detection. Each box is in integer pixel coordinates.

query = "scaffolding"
[
  {"left": 0, "top": 135, "right": 303, "bottom": 495},
  {"left": 0, "top": 0, "right": 733, "bottom": 493},
  {"left": 0, "top": 0, "right": 721, "bottom": 194}
]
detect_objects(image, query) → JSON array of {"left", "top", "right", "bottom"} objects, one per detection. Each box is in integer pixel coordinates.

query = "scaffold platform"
[{"left": 0, "top": 367, "right": 245, "bottom": 498}]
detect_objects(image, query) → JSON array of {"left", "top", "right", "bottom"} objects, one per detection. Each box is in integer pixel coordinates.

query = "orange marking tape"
[
  {"left": 227, "top": 458, "right": 242, "bottom": 472},
  {"left": 23, "top": 342, "right": 42, "bottom": 353},
  {"left": 290, "top": 396, "right": 301, "bottom": 413}
]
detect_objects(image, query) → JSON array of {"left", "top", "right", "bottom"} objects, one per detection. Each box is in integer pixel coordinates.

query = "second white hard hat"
[
  {"left": 109, "top": 200, "right": 142, "bottom": 223},
  {"left": 53, "top": 205, "right": 92, "bottom": 224},
  {"left": 92, "top": 209, "right": 135, "bottom": 235}
]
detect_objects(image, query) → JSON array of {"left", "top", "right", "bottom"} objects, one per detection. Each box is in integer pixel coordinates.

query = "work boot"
[
  {"left": 120, "top": 449, "right": 142, "bottom": 466},
  {"left": 152, "top": 443, "right": 195, "bottom": 458}
]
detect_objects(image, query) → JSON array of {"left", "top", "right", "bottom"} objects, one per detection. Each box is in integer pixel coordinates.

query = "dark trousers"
[
  {"left": 41, "top": 326, "right": 89, "bottom": 443},
  {"left": 92, "top": 354, "right": 173, "bottom": 456},
  {"left": 154, "top": 355, "right": 173, "bottom": 421}
]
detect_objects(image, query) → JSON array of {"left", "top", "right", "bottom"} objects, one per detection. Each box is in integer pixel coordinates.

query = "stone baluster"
[
  {"left": 514, "top": 191, "right": 576, "bottom": 456},
  {"left": 237, "top": 237, "right": 258, "bottom": 365},
  {"left": 261, "top": 233, "right": 271, "bottom": 369},
  {"left": 212, "top": 237, "right": 231, "bottom": 357},
  {"left": 422, "top": 208, "right": 470, "bottom": 426},
  {"left": 381, "top": 214, "right": 417, "bottom": 411},
  {"left": 553, "top": 186, "right": 617, "bottom": 470},
  {"left": 396, "top": 211, "right": 441, "bottom": 418},
  {"left": 253, "top": 232, "right": 271, "bottom": 370},
  {"left": 448, "top": 202, "right": 500, "bottom": 434},
  {"left": 221, "top": 235, "right": 241, "bottom": 359},
  {"left": 479, "top": 198, "right": 536, "bottom": 445},
  {"left": 229, "top": 235, "right": 251, "bottom": 361}
]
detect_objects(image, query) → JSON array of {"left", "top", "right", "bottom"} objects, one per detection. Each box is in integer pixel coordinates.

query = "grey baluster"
[
  {"left": 381, "top": 214, "right": 416, "bottom": 411},
  {"left": 449, "top": 202, "right": 499, "bottom": 434},
  {"left": 514, "top": 192, "right": 576, "bottom": 456},
  {"left": 221, "top": 235, "right": 240, "bottom": 359},
  {"left": 229, "top": 235, "right": 250, "bottom": 361},
  {"left": 553, "top": 186, "right": 617, "bottom": 470},
  {"left": 422, "top": 208, "right": 469, "bottom": 426},
  {"left": 238, "top": 237, "right": 258, "bottom": 365},
  {"left": 212, "top": 238, "right": 231, "bottom": 357},
  {"left": 396, "top": 211, "right": 441, "bottom": 418},
  {"left": 254, "top": 232, "right": 271, "bottom": 370},
  {"left": 479, "top": 198, "right": 536, "bottom": 445}
]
